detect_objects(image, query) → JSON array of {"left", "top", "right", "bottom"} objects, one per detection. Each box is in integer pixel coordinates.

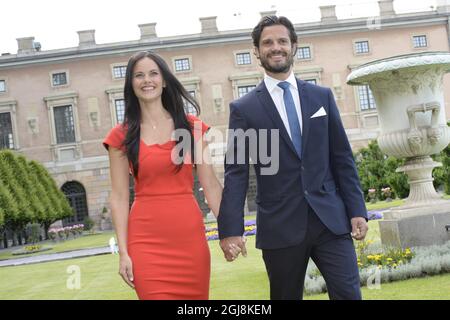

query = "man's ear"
[{"left": 253, "top": 47, "right": 260, "bottom": 59}]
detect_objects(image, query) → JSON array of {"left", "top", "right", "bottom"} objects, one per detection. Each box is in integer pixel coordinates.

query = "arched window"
[{"left": 61, "top": 181, "right": 88, "bottom": 226}]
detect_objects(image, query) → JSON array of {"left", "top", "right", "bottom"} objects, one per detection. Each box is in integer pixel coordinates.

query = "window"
[
  {"left": 0, "top": 80, "right": 5, "bottom": 93},
  {"left": 358, "top": 85, "right": 376, "bottom": 110},
  {"left": 174, "top": 58, "right": 191, "bottom": 72},
  {"left": 0, "top": 112, "right": 14, "bottom": 149},
  {"left": 237, "top": 85, "right": 256, "bottom": 98},
  {"left": 115, "top": 99, "right": 125, "bottom": 124},
  {"left": 52, "top": 72, "right": 68, "bottom": 86},
  {"left": 113, "top": 66, "right": 127, "bottom": 79},
  {"left": 54, "top": 105, "right": 76, "bottom": 144},
  {"left": 297, "top": 46, "right": 311, "bottom": 60},
  {"left": 236, "top": 52, "right": 251, "bottom": 65},
  {"left": 184, "top": 91, "right": 198, "bottom": 115},
  {"left": 354, "top": 41, "right": 370, "bottom": 54},
  {"left": 413, "top": 35, "right": 427, "bottom": 48},
  {"left": 61, "top": 181, "right": 88, "bottom": 227},
  {"left": 304, "top": 79, "right": 317, "bottom": 85}
]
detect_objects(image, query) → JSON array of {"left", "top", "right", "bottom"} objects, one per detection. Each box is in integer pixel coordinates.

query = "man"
[{"left": 217, "top": 15, "right": 368, "bottom": 300}]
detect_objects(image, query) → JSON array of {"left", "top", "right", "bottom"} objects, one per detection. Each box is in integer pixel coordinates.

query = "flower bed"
[
  {"left": 304, "top": 240, "right": 450, "bottom": 295},
  {"left": 48, "top": 224, "right": 84, "bottom": 242},
  {"left": 12, "top": 245, "right": 53, "bottom": 256},
  {"left": 205, "top": 211, "right": 382, "bottom": 241},
  {"left": 205, "top": 220, "right": 256, "bottom": 241}
]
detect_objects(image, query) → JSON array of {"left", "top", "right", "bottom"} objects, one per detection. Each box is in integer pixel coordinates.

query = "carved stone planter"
[{"left": 347, "top": 52, "right": 450, "bottom": 248}]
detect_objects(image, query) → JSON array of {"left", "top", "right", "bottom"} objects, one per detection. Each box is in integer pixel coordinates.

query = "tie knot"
[{"left": 277, "top": 81, "right": 290, "bottom": 91}]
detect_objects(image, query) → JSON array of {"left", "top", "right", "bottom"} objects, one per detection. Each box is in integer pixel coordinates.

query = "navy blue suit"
[{"left": 218, "top": 78, "right": 368, "bottom": 299}]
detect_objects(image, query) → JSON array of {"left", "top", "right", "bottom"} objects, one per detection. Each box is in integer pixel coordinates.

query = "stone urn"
[{"left": 347, "top": 52, "right": 450, "bottom": 248}]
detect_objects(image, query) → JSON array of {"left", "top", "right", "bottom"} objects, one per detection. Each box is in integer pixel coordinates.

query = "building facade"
[{"left": 0, "top": 0, "right": 449, "bottom": 228}]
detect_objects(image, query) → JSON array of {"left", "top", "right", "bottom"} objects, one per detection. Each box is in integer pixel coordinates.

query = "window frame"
[
  {"left": 50, "top": 70, "right": 70, "bottom": 88},
  {"left": 172, "top": 56, "right": 193, "bottom": 73},
  {"left": 0, "top": 99, "right": 18, "bottom": 150},
  {"left": 357, "top": 85, "right": 377, "bottom": 111},
  {"left": 0, "top": 78, "right": 7, "bottom": 94},
  {"left": 44, "top": 92, "right": 82, "bottom": 161},
  {"left": 412, "top": 34, "right": 428, "bottom": 49},
  {"left": 297, "top": 45, "right": 313, "bottom": 61},
  {"left": 111, "top": 63, "right": 128, "bottom": 80},
  {"left": 53, "top": 105, "right": 76, "bottom": 144},
  {"left": 353, "top": 39, "right": 371, "bottom": 56},
  {"left": 237, "top": 85, "right": 257, "bottom": 98},
  {"left": 234, "top": 51, "right": 252, "bottom": 67}
]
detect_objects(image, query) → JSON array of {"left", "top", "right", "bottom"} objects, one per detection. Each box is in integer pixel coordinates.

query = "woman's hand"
[{"left": 119, "top": 254, "right": 135, "bottom": 289}]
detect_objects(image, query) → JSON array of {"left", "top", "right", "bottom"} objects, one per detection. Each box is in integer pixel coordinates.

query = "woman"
[{"left": 103, "top": 51, "right": 238, "bottom": 300}]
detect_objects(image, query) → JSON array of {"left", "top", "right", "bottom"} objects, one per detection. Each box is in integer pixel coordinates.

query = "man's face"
[{"left": 255, "top": 25, "right": 296, "bottom": 74}]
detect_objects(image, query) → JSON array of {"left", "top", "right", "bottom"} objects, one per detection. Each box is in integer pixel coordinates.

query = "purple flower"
[
  {"left": 244, "top": 220, "right": 256, "bottom": 226},
  {"left": 368, "top": 210, "right": 383, "bottom": 220}
]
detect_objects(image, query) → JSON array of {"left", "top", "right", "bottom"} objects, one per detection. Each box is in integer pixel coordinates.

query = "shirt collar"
[{"left": 264, "top": 71, "right": 298, "bottom": 93}]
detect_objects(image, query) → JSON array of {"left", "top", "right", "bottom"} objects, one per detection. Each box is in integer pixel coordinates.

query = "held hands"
[
  {"left": 119, "top": 254, "right": 135, "bottom": 289},
  {"left": 219, "top": 236, "right": 247, "bottom": 262},
  {"left": 351, "top": 217, "right": 369, "bottom": 241}
]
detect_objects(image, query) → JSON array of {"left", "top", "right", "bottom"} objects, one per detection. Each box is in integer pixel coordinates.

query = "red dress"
[{"left": 103, "top": 115, "right": 211, "bottom": 300}]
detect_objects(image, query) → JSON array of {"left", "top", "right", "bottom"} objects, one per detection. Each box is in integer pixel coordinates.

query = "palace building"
[{"left": 0, "top": 0, "right": 449, "bottom": 228}]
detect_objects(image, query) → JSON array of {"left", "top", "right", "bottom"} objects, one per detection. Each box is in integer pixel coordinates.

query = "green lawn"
[
  {"left": 2, "top": 196, "right": 445, "bottom": 261},
  {"left": 1, "top": 234, "right": 450, "bottom": 300},
  {"left": 1, "top": 203, "right": 449, "bottom": 299},
  {"left": 366, "top": 199, "right": 404, "bottom": 211},
  {"left": 0, "top": 231, "right": 115, "bottom": 260}
]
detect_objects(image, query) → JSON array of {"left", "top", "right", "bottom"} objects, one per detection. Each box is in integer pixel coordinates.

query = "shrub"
[{"left": 83, "top": 217, "right": 95, "bottom": 232}]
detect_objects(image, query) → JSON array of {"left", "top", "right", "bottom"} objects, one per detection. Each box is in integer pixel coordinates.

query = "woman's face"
[{"left": 132, "top": 57, "right": 165, "bottom": 103}]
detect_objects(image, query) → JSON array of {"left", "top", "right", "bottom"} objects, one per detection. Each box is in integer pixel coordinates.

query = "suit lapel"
[
  {"left": 255, "top": 81, "right": 299, "bottom": 159},
  {"left": 297, "top": 79, "right": 312, "bottom": 159}
]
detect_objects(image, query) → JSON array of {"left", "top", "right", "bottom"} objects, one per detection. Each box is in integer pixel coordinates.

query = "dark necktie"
[{"left": 277, "top": 81, "right": 302, "bottom": 158}]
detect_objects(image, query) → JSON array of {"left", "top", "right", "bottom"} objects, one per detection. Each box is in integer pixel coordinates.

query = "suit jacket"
[{"left": 218, "top": 78, "right": 367, "bottom": 250}]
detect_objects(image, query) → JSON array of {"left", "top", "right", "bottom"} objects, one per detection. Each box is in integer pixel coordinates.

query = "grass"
[
  {"left": 2, "top": 195, "right": 446, "bottom": 261},
  {"left": 365, "top": 199, "right": 404, "bottom": 211},
  {"left": 1, "top": 234, "right": 450, "bottom": 300},
  {"left": 1, "top": 220, "right": 449, "bottom": 300},
  {"left": 0, "top": 231, "right": 115, "bottom": 260}
]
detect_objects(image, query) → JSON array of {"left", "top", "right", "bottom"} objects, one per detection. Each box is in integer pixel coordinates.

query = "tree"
[
  {"left": 28, "top": 161, "right": 73, "bottom": 225},
  {"left": 354, "top": 140, "right": 409, "bottom": 201},
  {"left": 0, "top": 151, "right": 34, "bottom": 245},
  {"left": 431, "top": 121, "right": 450, "bottom": 195},
  {"left": 0, "top": 207, "right": 4, "bottom": 227},
  {"left": 16, "top": 156, "right": 53, "bottom": 238},
  {"left": 0, "top": 175, "right": 20, "bottom": 248}
]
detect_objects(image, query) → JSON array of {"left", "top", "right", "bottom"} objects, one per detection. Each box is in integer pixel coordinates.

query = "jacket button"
[
  {"left": 301, "top": 166, "right": 305, "bottom": 171},
  {"left": 305, "top": 190, "right": 309, "bottom": 195}
]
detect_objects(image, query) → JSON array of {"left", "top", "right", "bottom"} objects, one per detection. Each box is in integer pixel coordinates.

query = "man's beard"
[{"left": 259, "top": 51, "right": 294, "bottom": 74}]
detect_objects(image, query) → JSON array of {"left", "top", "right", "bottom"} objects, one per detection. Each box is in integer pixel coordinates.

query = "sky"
[{"left": 0, "top": 0, "right": 443, "bottom": 54}]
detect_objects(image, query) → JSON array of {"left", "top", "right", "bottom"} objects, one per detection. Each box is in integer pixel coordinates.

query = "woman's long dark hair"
[{"left": 121, "top": 51, "right": 200, "bottom": 179}]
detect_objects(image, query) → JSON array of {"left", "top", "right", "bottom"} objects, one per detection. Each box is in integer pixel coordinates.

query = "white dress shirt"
[{"left": 264, "top": 72, "right": 303, "bottom": 138}]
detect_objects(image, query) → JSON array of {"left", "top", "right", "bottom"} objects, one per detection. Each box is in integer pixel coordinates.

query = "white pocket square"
[{"left": 310, "top": 106, "right": 327, "bottom": 118}]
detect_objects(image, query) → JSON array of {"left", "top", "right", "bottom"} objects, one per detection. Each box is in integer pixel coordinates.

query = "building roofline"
[{"left": 0, "top": 10, "right": 449, "bottom": 69}]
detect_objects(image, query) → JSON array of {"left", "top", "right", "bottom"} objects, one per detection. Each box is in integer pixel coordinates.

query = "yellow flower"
[{"left": 387, "top": 258, "right": 393, "bottom": 262}]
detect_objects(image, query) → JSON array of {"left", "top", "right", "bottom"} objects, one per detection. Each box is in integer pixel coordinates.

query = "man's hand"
[
  {"left": 220, "top": 236, "right": 247, "bottom": 262},
  {"left": 351, "top": 217, "right": 368, "bottom": 240}
]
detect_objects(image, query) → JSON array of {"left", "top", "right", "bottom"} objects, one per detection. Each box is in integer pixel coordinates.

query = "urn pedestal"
[{"left": 347, "top": 52, "right": 450, "bottom": 248}]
